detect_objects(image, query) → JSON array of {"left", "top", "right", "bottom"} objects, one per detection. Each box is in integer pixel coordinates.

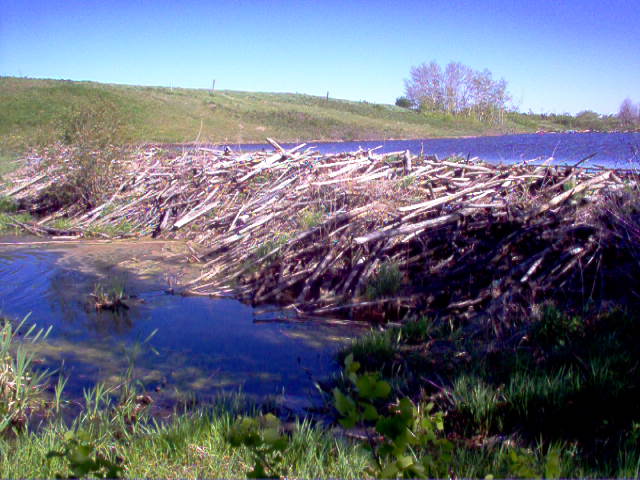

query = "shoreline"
[{"left": 144, "top": 130, "right": 639, "bottom": 150}]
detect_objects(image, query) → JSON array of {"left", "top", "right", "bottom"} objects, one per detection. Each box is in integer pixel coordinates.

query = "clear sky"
[{"left": 1, "top": 0, "right": 638, "bottom": 114}]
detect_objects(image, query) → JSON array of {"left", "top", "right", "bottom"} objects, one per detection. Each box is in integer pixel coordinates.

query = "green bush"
[
  {"left": 50, "top": 102, "right": 127, "bottom": 210},
  {"left": 395, "top": 97, "right": 413, "bottom": 109}
]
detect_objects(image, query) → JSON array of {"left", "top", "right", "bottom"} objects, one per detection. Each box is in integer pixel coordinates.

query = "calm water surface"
[
  {"left": 226, "top": 132, "right": 640, "bottom": 168},
  {"left": 0, "top": 240, "right": 361, "bottom": 411}
]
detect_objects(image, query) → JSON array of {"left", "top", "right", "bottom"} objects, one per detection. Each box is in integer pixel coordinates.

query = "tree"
[
  {"left": 395, "top": 96, "right": 413, "bottom": 108},
  {"left": 618, "top": 98, "right": 638, "bottom": 126},
  {"left": 404, "top": 61, "right": 511, "bottom": 123},
  {"left": 404, "top": 61, "right": 444, "bottom": 112},
  {"left": 443, "top": 62, "right": 472, "bottom": 113}
]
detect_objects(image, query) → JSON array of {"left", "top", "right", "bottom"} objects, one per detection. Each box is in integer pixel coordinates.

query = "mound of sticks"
[{"left": 3, "top": 139, "right": 638, "bottom": 322}]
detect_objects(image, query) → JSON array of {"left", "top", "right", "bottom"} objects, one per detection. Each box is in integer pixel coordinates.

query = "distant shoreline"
[{"left": 146, "top": 130, "right": 639, "bottom": 150}]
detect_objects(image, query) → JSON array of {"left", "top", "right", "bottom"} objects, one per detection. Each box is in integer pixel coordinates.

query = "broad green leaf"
[
  {"left": 356, "top": 374, "right": 376, "bottom": 399},
  {"left": 373, "top": 379, "right": 391, "bottom": 399},
  {"left": 333, "top": 389, "right": 355, "bottom": 416},
  {"left": 397, "top": 455, "right": 414, "bottom": 469},
  {"left": 379, "top": 462, "right": 399, "bottom": 479},
  {"left": 361, "top": 402, "right": 379, "bottom": 421}
]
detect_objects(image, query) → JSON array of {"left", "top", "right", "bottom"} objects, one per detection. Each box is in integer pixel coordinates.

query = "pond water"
[
  {"left": 225, "top": 132, "right": 640, "bottom": 169},
  {"left": 0, "top": 239, "right": 362, "bottom": 412}
]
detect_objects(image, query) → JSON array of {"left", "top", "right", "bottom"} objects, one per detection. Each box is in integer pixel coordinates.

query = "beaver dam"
[{"left": 3, "top": 139, "right": 639, "bottom": 324}]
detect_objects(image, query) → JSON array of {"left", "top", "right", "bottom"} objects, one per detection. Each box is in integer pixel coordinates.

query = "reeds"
[{"left": 0, "top": 315, "right": 51, "bottom": 430}]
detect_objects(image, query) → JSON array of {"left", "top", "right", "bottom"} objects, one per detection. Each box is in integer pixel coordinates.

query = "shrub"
[
  {"left": 395, "top": 96, "right": 413, "bottom": 109},
  {"left": 49, "top": 102, "right": 128, "bottom": 210}
]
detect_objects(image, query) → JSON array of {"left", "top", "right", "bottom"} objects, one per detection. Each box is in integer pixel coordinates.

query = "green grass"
[
  {"left": 0, "top": 409, "right": 372, "bottom": 479},
  {"left": 364, "top": 261, "right": 403, "bottom": 299},
  {"left": 338, "top": 306, "right": 640, "bottom": 476},
  {"left": 0, "top": 195, "right": 18, "bottom": 213},
  {"left": 85, "top": 219, "right": 138, "bottom": 237},
  {"left": 1, "top": 306, "right": 639, "bottom": 477},
  {"left": 297, "top": 207, "right": 325, "bottom": 230},
  {"left": 0, "top": 316, "right": 52, "bottom": 431},
  {"left": 0, "top": 211, "right": 34, "bottom": 233},
  {"left": 48, "top": 217, "right": 76, "bottom": 231},
  {"left": 0, "top": 151, "right": 21, "bottom": 178},
  {"left": 0, "top": 76, "right": 576, "bottom": 151}
]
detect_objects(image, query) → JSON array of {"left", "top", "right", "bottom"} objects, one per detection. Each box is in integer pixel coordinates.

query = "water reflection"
[{"left": 0, "top": 241, "right": 362, "bottom": 409}]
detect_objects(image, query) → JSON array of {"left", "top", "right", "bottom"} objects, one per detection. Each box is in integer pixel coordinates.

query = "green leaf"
[
  {"left": 356, "top": 374, "right": 377, "bottom": 399},
  {"left": 338, "top": 417, "right": 356, "bottom": 429},
  {"left": 261, "top": 413, "right": 280, "bottom": 430},
  {"left": 379, "top": 462, "right": 399, "bottom": 479},
  {"left": 344, "top": 353, "right": 360, "bottom": 374},
  {"left": 398, "top": 398, "right": 415, "bottom": 420},
  {"left": 373, "top": 379, "right": 391, "bottom": 399},
  {"left": 397, "top": 455, "right": 414, "bottom": 469},
  {"left": 271, "top": 437, "right": 289, "bottom": 452},
  {"left": 333, "top": 389, "right": 356, "bottom": 417},
  {"left": 376, "top": 415, "right": 405, "bottom": 439},
  {"left": 247, "top": 463, "right": 268, "bottom": 479},
  {"left": 361, "top": 402, "right": 379, "bottom": 421}
]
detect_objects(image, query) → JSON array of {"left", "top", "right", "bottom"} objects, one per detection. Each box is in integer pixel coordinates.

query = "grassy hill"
[{"left": 0, "top": 77, "right": 570, "bottom": 155}]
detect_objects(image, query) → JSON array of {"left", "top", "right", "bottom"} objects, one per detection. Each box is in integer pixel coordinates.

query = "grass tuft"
[{"left": 364, "top": 261, "right": 403, "bottom": 299}]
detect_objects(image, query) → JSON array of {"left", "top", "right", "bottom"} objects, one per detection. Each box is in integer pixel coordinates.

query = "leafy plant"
[
  {"left": 397, "top": 175, "right": 416, "bottom": 189},
  {"left": 298, "top": 207, "right": 325, "bottom": 230},
  {"left": 46, "top": 431, "right": 123, "bottom": 479},
  {"left": 530, "top": 304, "right": 584, "bottom": 351},
  {"left": 333, "top": 354, "right": 453, "bottom": 478},
  {"left": 227, "top": 413, "right": 290, "bottom": 478}
]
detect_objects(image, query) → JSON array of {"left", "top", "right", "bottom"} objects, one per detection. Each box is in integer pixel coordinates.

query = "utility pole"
[
  {"left": 326, "top": 91, "right": 329, "bottom": 102},
  {"left": 211, "top": 79, "right": 216, "bottom": 96}
]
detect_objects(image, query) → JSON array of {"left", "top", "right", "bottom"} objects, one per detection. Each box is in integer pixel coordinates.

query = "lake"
[{"left": 225, "top": 132, "right": 640, "bottom": 169}]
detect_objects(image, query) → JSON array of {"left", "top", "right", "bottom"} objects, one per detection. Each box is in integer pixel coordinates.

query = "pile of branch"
[{"left": 3, "top": 139, "right": 637, "bottom": 321}]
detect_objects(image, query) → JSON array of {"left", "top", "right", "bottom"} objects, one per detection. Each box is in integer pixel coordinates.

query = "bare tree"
[
  {"left": 404, "top": 61, "right": 444, "bottom": 111},
  {"left": 618, "top": 98, "right": 639, "bottom": 126},
  {"left": 443, "top": 62, "right": 471, "bottom": 114},
  {"left": 404, "top": 61, "right": 511, "bottom": 123}
]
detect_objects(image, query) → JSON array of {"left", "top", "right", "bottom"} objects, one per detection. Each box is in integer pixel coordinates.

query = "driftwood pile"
[{"left": 3, "top": 139, "right": 637, "bottom": 322}]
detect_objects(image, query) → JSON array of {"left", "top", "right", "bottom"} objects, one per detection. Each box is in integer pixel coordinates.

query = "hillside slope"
[{"left": 1, "top": 76, "right": 560, "bottom": 151}]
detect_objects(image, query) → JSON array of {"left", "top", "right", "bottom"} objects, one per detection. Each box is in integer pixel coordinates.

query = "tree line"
[
  {"left": 397, "top": 60, "right": 639, "bottom": 131},
  {"left": 397, "top": 61, "right": 511, "bottom": 124}
]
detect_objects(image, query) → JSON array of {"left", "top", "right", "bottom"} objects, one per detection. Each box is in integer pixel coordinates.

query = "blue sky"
[{"left": 1, "top": 0, "right": 638, "bottom": 114}]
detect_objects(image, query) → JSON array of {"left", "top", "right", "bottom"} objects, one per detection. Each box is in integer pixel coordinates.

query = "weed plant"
[
  {"left": 297, "top": 207, "right": 325, "bottom": 230},
  {"left": 0, "top": 316, "right": 51, "bottom": 431},
  {"left": 364, "top": 261, "right": 403, "bottom": 299}
]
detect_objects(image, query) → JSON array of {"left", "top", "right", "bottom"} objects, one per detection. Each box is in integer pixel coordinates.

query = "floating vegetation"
[{"left": 90, "top": 279, "right": 129, "bottom": 311}]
